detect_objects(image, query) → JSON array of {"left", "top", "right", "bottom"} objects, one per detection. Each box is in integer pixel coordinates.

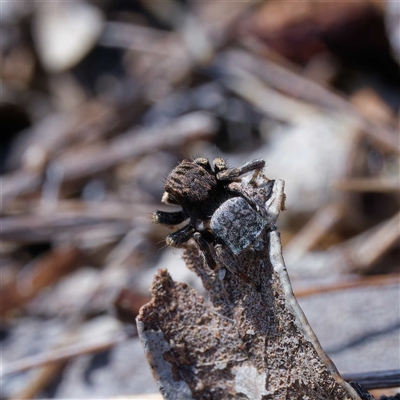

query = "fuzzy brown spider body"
[
  {"left": 162, "top": 159, "right": 231, "bottom": 223},
  {"left": 153, "top": 157, "right": 274, "bottom": 289}
]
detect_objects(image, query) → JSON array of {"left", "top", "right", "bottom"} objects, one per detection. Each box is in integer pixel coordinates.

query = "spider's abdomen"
[{"left": 210, "top": 197, "right": 267, "bottom": 254}]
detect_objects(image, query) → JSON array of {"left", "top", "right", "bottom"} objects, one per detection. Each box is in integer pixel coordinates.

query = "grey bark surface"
[{"left": 137, "top": 178, "right": 362, "bottom": 400}]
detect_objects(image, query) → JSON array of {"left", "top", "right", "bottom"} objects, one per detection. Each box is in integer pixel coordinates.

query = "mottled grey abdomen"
[{"left": 210, "top": 197, "right": 267, "bottom": 254}]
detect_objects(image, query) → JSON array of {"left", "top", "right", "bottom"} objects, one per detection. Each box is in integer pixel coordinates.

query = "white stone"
[{"left": 33, "top": 1, "right": 104, "bottom": 73}]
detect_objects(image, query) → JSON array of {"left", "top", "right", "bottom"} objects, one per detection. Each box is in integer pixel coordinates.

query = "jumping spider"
[{"left": 153, "top": 157, "right": 275, "bottom": 289}]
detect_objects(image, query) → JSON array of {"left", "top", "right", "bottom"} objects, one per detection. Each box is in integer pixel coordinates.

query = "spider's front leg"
[
  {"left": 154, "top": 209, "right": 195, "bottom": 247},
  {"left": 153, "top": 210, "right": 187, "bottom": 226},
  {"left": 216, "top": 158, "right": 265, "bottom": 181},
  {"left": 165, "top": 224, "right": 196, "bottom": 247}
]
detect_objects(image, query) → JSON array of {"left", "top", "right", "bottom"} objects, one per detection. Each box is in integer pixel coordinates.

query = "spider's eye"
[{"left": 182, "top": 190, "right": 188, "bottom": 197}]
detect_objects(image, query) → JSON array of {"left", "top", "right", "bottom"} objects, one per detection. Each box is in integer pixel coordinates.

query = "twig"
[
  {"left": 100, "top": 22, "right": 183, "bottom": 56},
  {"left": 224, "top": 49, "right": 400, "bottom": 153},
  {"left": 100, "top": 2, "right": 261, "bottom": 92},
  {"left": 1, "top": 101, "right": 117, "bottom": 201},
  {"left": 335, "top": 211, "right": 400, "bottom": 274},
  {"left": 0, "top": 247, "right": 84, "bottom": 315},
  {"left": 1, "top": 170, "right": 42, "bottom": 200},
  {"left": 9, "top": 362, "right": 66, "bottom": 400},
  {"left": 1, "top": 112, "right": 216, "bottom": 203},
  {"left": 213, "top": 63, "right": 318, "bottom": 124},
  {"left": 0, "top": 214, "right": 133, "bottom": 242},
  {"left": 294, "top": 273, "right": 400, "bottom": 298},
  {"left": 2, "top": 199, "right": 156, "bottom": 223},
  {"left": 343, "top": 369, "right": 400, "bottom": 390},
  {"left": 2, "top": 332, "right": 129, "bottom": 377},
  {"left": 289, "top": 211, "right": 400, "bottom": 276},
  {"left": 335, "top": 178, "right": 400, "bottom": 192},
  {"left": 57, "top": 111, "right": 217, "bottom": 181},
  {"left": 284, "top": 202, "right": 345, "bottom": 265},
  {"left": 36, "top": 200, "right": 156, "bottom": 221}
]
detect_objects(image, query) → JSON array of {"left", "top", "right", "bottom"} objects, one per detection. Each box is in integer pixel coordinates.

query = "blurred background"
[{"left": 1, "top": 1, "right": 399, "bottom": 398}]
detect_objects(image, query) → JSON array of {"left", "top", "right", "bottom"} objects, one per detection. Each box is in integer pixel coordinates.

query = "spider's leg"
[
  {"left": 193, "top": 158, "right": 212, "bottom": 172},
  {"left": 212, "top": 158, "right": 227, "bottom": 173},
  {"left": 153, "top": 210, "right": 187, "bottom": 225},
  {"left": 258, "top": 179, "right": 275, "bottom": 199},
  {"left": 193, "top": 232, "right": 216, "bottom": 269},
  {"left": 166, "top": 224, "right": 195, "bottom": 247},
  {"left": 214, "top": 244, "right": 261, "bottom": 292},
  {"left": 216, "top": 159, "right": 265, "bottom": 181}
]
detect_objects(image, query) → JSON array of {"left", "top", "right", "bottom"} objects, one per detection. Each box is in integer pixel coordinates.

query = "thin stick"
[
  {"left": 343, "top": 369, "right": 400, "bottom": 390},
  {"left": 2, "top": 332, "right": 129, "bottom": 377},
  {"left": 336, "top": 211, "right": 400, "bottom": 273},
  {"left": 0, "top": 215, "right": 133, "bottom": 242},
  {"left": 335, "top": 178, "right": 399, "bottom": 192},
  {"left": 294, "top": 273, "right": 400, "bottom": 298},
  {"left": 58, "top": 111, "right": 217, "bottom": 181},
  {"left": 9, "top": 362, "right": 66, "bottom": 400},
  {"left": 284, "top": 203, "right": 345, "bottom": 265},
  {"left": 289, "top": 211, "right": 400, "bottom": 276},
  {"left": 224, "top": 49, "right": 400, "bottom": 153},
  {"left": 0, "top": 247, "right": 83, "bottom": 315}
]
